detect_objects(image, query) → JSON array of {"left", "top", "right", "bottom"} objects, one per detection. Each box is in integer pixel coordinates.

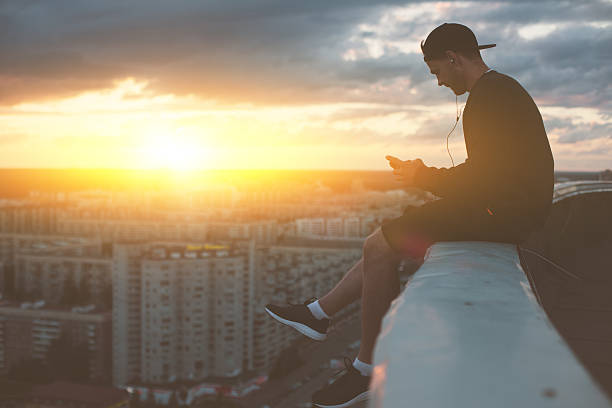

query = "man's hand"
[
  {"left": 386, "top": 155, "right": 425, "bottom": 186},
  {"left": 385, "top": 155, "right": 406, "bottom": 169}
]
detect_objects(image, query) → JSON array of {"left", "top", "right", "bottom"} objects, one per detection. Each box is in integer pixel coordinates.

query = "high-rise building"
[
  {"left": 0, "top": 303, "right": 112, "bottom": 383},
  {"left": 112, "top": 241, "right": 256, "bottom": 386},
  {"left": 57, "top": 218, "right": 209, "bottom": 242},
  {"left": 111, "top": 239, "right": 361, "bottom": 387},
  {"left": 140, "top": 243, "right": 253, "bottom": 383},
  {"left": 112, "top": 242, "right": 144, "bottom": 386},
  {"left": 0, "top": 233, "right": 96, "bottom": 277},
  {"left": 0, "top": 204, "right": 63, "bottom": 235},
  {"left": 14, "top": 247, "right": 112, "bottom": 307},
  {"left": 0, "top": 234, "right": 106, "bottom": 305}
]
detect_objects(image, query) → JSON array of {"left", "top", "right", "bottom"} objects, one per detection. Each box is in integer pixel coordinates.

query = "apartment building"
[
  {"left": 0, "top": 234, "right": 104, "bottom": 302},
  {"left": 343, "top": 217, "right": 361, "bottom": 237},
  {"left": 296, "top": 218, "right": 325, "bottom": 236},
  {"left": 111, "top": 239, "right": 361, "bottom": 387},
  {"left": 12, "top": 239, "right": 111, "bottom": 307},
  {"left": 112, "top": 241, "right": 256, "bottom": 386},
  {"left": 0, "top": 203, "right": 63, "bottom": 235},
  {"left": 112, "top": 242, "right": 144, "bottom": 387},
  {"left": 57, "top": 218, "right": 209, "bottom": 242},
  {"left": 0, "top": 303, "right": 112, "bottom": 383},
  {"left": 295, "top": 216, "right": 377, "bottom": 238},
  {"left": 140, "top": 243, "right": 253, "bottom": 383},
  {"left": 0, "top": 233, "right": 94, "bottom": 273},
  {"left": 208, "top": 220, "right": 278, "bottom": 243}
]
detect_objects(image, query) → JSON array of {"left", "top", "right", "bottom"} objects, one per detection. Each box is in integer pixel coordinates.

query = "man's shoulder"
[
  {"left": 474, "top": 71, "right": 527, "bottom": 95},
  {"left": 470, "top": 70, "right": 534, "bottom": 107}
]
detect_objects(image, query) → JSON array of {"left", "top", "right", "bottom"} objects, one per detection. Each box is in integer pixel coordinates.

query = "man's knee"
[{"left": 363, "top": 227, "right": 396, "bottom": 261}]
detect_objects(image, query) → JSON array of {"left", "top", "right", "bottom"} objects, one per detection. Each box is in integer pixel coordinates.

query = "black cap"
[{"left": 421, "top": 23, "right": 496, "bottom": 61}]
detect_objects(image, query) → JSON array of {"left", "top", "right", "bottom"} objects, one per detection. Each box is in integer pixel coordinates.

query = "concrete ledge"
[{"left": 370, "top": 241, "right": 612, "bottom": 408}]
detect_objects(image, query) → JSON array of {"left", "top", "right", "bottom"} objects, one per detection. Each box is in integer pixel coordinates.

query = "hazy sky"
[{"left": 1, "top": 1, "right": 610, "bottom": 170}]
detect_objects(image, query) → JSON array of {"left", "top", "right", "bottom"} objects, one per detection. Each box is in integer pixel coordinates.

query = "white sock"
[
  {"left": 353, "top": 358, "right": 373, "bottom": 377},
  {"left": 307, "top": 300, "right": 331, "bottom": 320}
]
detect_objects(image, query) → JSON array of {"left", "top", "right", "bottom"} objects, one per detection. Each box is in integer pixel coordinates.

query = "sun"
[
  {"left": 149, "top": 137, "right": 198, "bottom": 170},
  {"left": 140, "top": 127, "right": 208, "bottom": 170}
]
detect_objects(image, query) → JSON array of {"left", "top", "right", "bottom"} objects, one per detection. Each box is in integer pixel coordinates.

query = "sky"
[{"left": 0, "top": 0, "right": 610, "bottom": 171}]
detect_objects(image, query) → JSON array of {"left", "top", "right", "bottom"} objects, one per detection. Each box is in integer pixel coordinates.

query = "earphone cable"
[
  {"left": 518, "top": 246, "right": 582, "bottom": 281},
  {"left": 445, "top": 95, "right": 463, "bottom": 168},
  {"left": 517, "top": 244, "right": 544, "bottom": 306}
]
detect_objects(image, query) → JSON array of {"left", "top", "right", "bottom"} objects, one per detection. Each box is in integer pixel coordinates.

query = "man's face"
[{"left": 426, "top": 58, "right": 467, "bottom": 95}]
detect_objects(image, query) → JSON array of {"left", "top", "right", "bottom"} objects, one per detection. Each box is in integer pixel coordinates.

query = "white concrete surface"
[{"left": 370, "top": 241, "right": 612, "bottom": 408}]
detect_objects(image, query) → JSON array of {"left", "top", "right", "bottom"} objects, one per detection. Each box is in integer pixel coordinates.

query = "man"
[{"left": 265, "top": 23, "right": 554, "bottom": 408}]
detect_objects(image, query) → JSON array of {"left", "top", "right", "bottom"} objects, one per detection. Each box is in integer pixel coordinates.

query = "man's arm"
[
  {"left": 387, "top": 155, "right": 478, "bottom": 199},
  {"left": 413, "top": 159, "right": 477, "bottom": 199}
]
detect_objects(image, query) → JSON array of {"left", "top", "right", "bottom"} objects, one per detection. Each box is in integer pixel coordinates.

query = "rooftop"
[{"left": 29, "top": 381, "right": 128, "bottom": 405}]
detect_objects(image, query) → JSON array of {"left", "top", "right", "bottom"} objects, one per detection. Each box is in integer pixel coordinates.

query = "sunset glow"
[
  {"left": 0, "top": 2, "right": 609, "bottom": 171},
  {"left": 139, "top": 126, "right": 210, "bottom": 171}
]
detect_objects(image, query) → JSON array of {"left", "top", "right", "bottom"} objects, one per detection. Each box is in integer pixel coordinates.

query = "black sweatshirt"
[{"left": 413, "top": 70, "right": 554, "bottom": 231}]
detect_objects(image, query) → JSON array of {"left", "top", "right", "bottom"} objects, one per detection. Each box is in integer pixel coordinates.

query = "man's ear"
[{"left": 445, "top": 50, "right": 458, "bottom": 65}]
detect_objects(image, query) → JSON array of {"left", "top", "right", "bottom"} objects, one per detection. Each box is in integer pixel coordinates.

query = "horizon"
[
  {"left": 0, "top": 168, "right": 604, "bottom": 200},
  {"left": 0, "top": 167, "right": 605, "bottom": 174}
]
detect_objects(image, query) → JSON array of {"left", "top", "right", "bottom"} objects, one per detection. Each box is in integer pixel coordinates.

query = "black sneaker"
[
  {"left": 264, "top": 298, "right": 330, "bottom": 341},
  {"left": 312, "top": 357, "right": 370, "bottom": 407}
]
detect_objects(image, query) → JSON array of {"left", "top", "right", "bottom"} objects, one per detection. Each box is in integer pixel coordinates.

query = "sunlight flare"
[{"left": 140, "top": 126, "right": 209, "bottom": 171}]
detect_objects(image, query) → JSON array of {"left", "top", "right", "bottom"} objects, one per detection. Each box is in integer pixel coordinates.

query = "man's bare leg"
[
  {"left": 318, "top": 258, "right": 363, "bottom": 317},
  {"left": 357, "top": 228, "right": 401, "bottom": 364},
  {"left": 309, "top": 229, "right": 400, "bottom": 407},
  {"left": 264, "top": 256, "right": 365, "bottom": 342}
]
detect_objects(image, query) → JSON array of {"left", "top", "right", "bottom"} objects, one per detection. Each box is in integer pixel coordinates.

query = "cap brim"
[{"left": 478, "top": 43, "right": 496, "bottom": 50}]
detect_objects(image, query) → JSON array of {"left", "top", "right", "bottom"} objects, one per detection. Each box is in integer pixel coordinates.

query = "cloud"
[
  {"left": 0, "top": 0, "right": 610, "bottom": 170},
  {"left": 547, "top": 118, "right": 612, "bottom": 144},
  {"left": 0, "top": 1, "right": 393, "bottom": 105},
  {"left": 1, "top": 0, "right": 610, "bottom": 111}
]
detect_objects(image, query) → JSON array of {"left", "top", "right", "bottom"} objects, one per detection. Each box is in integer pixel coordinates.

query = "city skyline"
[
  {"left": 0, "top": 165, "right": 610, "bottom": 405},
  {"left": 0, "top": 1, "right": 610, "bottom": 171}
]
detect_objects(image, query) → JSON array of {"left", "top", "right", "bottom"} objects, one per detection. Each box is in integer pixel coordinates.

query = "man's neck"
[{"left": 466, "top": 63, "right": 491, "bottom": 92}]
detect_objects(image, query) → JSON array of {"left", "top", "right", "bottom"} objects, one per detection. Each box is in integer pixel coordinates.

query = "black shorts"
[{"left": 381, "top": 198, "right": 529, "bottom": 259}]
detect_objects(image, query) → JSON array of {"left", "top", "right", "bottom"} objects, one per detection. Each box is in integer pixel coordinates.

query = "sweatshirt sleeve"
[{"left": 413, "top": 159, "right": 477, "bottom": 199}]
